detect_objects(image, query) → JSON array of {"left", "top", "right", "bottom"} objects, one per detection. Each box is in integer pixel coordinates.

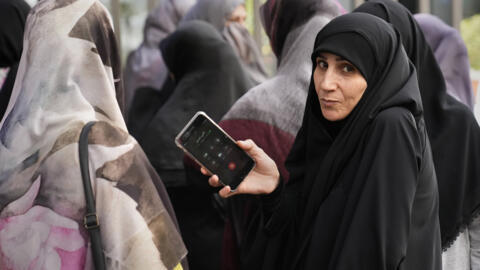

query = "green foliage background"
[{"left": 461, "top": 15, "right": 480, "bottom": 70}]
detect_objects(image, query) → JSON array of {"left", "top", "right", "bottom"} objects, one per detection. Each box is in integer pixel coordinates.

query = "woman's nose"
[{"left": 319, "top": 70, "right": 337, "bottom": 91}]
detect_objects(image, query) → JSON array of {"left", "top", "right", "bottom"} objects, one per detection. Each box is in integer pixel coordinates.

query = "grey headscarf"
[
  {"left": 123, "top": 0, "right": 195, "bottom": 115},
  {"left": 182, "top": 0, "right": 244, "bottom": 31},
  {"left": 223, "top": 21, "right": 270, "bottom": 84}
]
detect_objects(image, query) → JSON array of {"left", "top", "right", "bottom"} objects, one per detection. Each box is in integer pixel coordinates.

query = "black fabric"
[
  {"left": 167, "top": 185, "right": 225, "bottom": 270},
  {"left": 355, "top": 0, "right": 480, "bottom": 249},
  {"left": 313, "top": 32, "right": 375, "bottom": 81},
  {"left": 260, "top": 0, "right": 338, "bottom": 61},
  {"left": 0, "top": 64, "right": 18, "bottom": 119},
  {"left": 135, "top": 20, "right": 253, "bottom": 188},
  {"left": 127, "top": 77, "right": 175, "bottom": 142},
  {"left": 239, "top": 13, "right": 441, "bottom": 270},
  {"left": 0, "top": 0, "right": 30, "bottom": 67},
  {"left": 0, "top": 0, "right": 30, "bottom": 120}
]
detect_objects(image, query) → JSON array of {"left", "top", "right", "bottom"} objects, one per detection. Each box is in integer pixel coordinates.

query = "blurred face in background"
[
  {"left": 227, "top": 4, "right": 247, "bottom": 26},
  {"left": 314, "top": 52, "right": 367, "bottom": 121}
]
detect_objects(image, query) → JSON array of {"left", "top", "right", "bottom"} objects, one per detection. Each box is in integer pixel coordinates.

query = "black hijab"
[
  {"left": 134, "top": 20, "right": 253, "bottom": 187},
  {"left": 127, "top": 78, "right": 175, "bottom": 140},
  {"left": 260, "top": 0, "right": 338, "bottom": 61},
  {"left": 0, "top": 0, "right": 29, "bottom": 67},
  {"left": 0, "top": 0, "right": 30, "bottom": 120},
  {"left": 355, "top": 0, "right": 480, "bottom": 249},
  {"left": 240, "top": 13, "right": 441, "bottom": 270},
  {"left": 289, "top": 12, "right": 428, "bottom": 268}
]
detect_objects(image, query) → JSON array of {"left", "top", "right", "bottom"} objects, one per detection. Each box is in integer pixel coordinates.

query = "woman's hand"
[{"left": 201, "top": 139, "right": 280, "bottom": 198}]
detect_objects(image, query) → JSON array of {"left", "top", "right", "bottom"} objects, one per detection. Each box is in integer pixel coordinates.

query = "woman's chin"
[{"left": 321, "top": 110, "right": 345, "bottom": 122}]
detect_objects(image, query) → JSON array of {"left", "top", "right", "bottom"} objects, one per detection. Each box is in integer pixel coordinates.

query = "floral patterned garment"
[{"left": 0, "top": 0, "right": 187, "bottom": 269}]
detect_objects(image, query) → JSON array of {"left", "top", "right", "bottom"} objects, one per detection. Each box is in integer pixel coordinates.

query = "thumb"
[{"left": 237, "top": 139, "right": 263, "bottom": 159}]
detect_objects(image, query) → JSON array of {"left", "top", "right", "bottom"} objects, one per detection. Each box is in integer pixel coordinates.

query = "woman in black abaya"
[
  {"left": 0, "top": 0, "right": 30, "bottom": 120},
  {"left": 354, "top": 2, "right": 480, "bottom": 268},
  {"left": 130, "top": 20, "right": 253, "bottom": 270},
  {"left": 130, "top": 20, "right": 253, "bottom": 187},
  {"left": 204, "top": 13, "right": 441, "bottom": 270}
]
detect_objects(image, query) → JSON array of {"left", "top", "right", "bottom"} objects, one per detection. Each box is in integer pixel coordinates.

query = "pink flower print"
[{"left": 0, "top": 205, "right": 87, "bottom": 270}]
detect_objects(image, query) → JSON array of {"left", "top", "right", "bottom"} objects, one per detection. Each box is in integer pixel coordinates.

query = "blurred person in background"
[
  {"left": 355, "top": 1, "right": 480, "bottom": 269},
  {"left": 123, "top": 0, "right": 195, "bottom": 116},
  {"left": 0, "top": 0, "right": 187, "bottom": 269},
  {"left": 129, "top": 20, "right": 254, "bottom": 270},
  {"left": 0, "top": 0, "right": 30, "bottom": 120},
  {"left": 182, "top": 0, "right": 269, "bottom": 85},
  {"left": 415, "top": 13, "right": 475, "bottom": 110},
  {"left": 182, "top": 0, "right": 341, "bottom": 269}
]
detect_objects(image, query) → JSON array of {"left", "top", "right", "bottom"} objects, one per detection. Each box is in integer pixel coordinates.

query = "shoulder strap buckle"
[{"left": 84, "top": 212, "right": 100, "bottom": 230}]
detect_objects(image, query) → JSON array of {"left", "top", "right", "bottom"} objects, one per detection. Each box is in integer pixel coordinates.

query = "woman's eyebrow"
[{"left": 317, "top": 54, "right": 347, "bottom": 62}]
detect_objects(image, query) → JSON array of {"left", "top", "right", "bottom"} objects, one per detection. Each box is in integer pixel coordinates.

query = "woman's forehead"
[{"left": 317, "top": 52, "right": 347, "bottom": 61}]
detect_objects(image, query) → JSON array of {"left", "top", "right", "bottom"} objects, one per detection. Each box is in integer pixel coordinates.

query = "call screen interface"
[{"left": 179, "top": 115, "right": 254, "bottom": 188}]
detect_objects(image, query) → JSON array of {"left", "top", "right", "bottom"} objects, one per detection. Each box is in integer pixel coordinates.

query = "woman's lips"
[{"left": 320, "top": 98, "right": 340, "bottom": 106}]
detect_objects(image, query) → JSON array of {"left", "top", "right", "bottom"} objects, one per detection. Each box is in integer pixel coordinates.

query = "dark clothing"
[
  {"left": 127, "top": 78, "right": 175, "bottom": 142},
  {"left": 128, "top": 21, "right": 253, "bottom": 270},
  {"left": 167, "top": 185, "right": 225, "bottom": 270},
  {"left": 0, "top": 0, "right": 30, "bottom": 67},
  {"left": 355, "top": 0, "right": 480, "bottom": 249},
  {"left": 0, "top": 0, "right": 30, "bottom": 120},
  {"left": 239, "top": 13, "right": 441, "bottom": 270},
  {"left": 0, "top": 64, "right": 18, "bottom": 119},
  {"left": 134, "top": 21, "right": 253, "bottom": 187}
]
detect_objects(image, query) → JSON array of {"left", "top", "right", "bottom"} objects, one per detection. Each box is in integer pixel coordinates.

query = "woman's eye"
[
  {"left": 342, "top": 64, "right": 355, "bottom": 73},
  {"left": 317, "top": 60, "right": 328, "bottom": 69}
]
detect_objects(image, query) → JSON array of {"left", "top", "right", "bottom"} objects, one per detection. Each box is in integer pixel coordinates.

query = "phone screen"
[{"left": 177, "top": 113, "right": 254, "bottom": 189}]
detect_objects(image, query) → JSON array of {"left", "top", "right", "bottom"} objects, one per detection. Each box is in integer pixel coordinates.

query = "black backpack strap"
[{"left": 79, "top": 121, "right": 106, "bottom": 270}]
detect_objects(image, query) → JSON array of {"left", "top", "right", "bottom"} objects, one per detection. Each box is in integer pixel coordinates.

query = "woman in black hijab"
[
  {"left": 129, "top": 20, "right": 253, "bottom": 270},
  {"left": 129, "top": 20, "right": 253, "bottom": 186},
  {"left": 0, "top": 0, "right": 30, "bottom": 120},
  {"left": 354, "top": 0, "right": 480, "bottom": 265},
  {"left": 205, "top": 12, "right": 441, "bottom": 270}
]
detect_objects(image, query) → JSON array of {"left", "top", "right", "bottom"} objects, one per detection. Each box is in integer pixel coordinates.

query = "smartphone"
[{"left": 175, "top": 111, "right": 255, "bottom": 190}]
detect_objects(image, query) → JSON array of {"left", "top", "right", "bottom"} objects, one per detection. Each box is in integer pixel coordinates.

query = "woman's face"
[
  {"left": 227, "top": 4, "right": 247, "bottom": 26},
  {"left": 314, "top": 52, "right": 367, "bottom": 121}
]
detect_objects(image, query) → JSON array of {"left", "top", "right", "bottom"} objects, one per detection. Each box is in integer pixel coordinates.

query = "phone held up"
[{"left": 175, "top": 112, "right": 255, "bottom": 191}]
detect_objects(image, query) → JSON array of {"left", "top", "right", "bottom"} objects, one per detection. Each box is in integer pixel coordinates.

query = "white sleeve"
[{"left": 470, "top": 215, "right": 480, "bottom": 270}]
